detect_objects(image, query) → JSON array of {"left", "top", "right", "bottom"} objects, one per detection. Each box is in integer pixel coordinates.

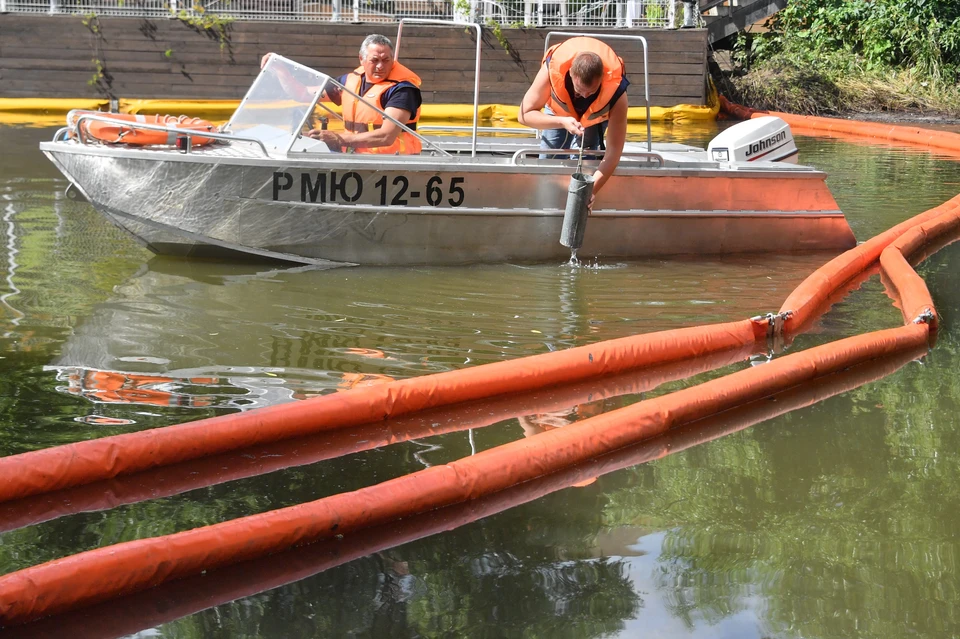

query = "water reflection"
[
  {"left": 4, "top": 124, "right": 960, "bottom": 637},
  {"left": 37, "top": 253, "right": 824, "bottom": 428},
  {"left": 53, "top": 368, "right": 222, "bottom": 409}
]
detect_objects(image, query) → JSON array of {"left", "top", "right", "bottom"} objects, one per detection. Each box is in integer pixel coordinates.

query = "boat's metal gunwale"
[{"left": 39, "top": 140, "right": 831, "bottom": 180}]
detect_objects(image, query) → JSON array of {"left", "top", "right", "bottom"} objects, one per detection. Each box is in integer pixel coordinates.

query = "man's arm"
[
  {"left": 308, "top": 107, "right": 411, "bottom": 150},
  {"left": 261, "top": 52, "right": 340, "bottom": 105},
  {"left": 517, "top": 65, "right": 583, "bottom": 137},
  {"left": 591, "top": 94, "right": 628, "bottom": 197}
]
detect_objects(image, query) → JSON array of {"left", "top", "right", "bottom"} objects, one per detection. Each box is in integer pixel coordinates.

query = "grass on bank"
[{"left": 716, "top": 57, "right": 960, "bottom": 119}]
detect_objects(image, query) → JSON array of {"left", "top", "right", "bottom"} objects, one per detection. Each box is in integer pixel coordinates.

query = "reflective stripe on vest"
[
  {"left": 542, "top": 37, "right": 625, "bottom": 126},
  {"left": 341, "top": 62, "right": 422, "bottom": 155}
]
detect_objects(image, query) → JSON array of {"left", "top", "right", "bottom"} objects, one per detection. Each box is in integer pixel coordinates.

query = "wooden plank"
[
  {"left": 127, "top": 72, "right": 256, "bottom": 86},
  {"left": 4, "top": 58, "right": 169, "bottom": 74},
  {"left": 0, "top": 88, "right": 79, "bottom": 97},
  {"left": 236, "top": 21, "right": 379, "bottom": 34},
  {"left": 5, "top": 47, "right": 151, "bottom": 61},
  {"left": 1, "top": 36, "right": 240, "bottom": 57},
  {"left": 2, "top": 59, "right": 105, "bottom": 72},
  {"left": 479, "top": 33, "right": 705, "bottom": 48},
  {"left": 260, "top": 32, "right": 475, "bottom": 48},
  {"left": 0, "top": 68, "right": 100, "bottom": 82},
  {"left": 100, "top": 77, "right": 251, "bottom": 91},
  {"left": 2, "top": 58, "right": 259, "bottom": 82},
  {"left": 4, "top": 25, "right": 252, "bottom": 47},
  {"left": 0, "top": 78, "right": 100, "bottom": 94},
  {"left": 260, "top": 43, "right": 420, "bottom": 60},
  {"left": 646, "top": 74, "right": 706, "bottom": 88}
]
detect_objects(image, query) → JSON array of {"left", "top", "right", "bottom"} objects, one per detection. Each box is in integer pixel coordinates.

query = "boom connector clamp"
[{"left": 913, "top": 309, "right": 935, "bottom": 325}]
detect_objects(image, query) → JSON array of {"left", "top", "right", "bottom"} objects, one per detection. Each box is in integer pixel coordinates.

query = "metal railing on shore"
[{"left": 0, "top": 0, "right": 679, "bottom": 27}]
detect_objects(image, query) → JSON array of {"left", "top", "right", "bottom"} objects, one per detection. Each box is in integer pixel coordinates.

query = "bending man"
[
  {"left": 262, "top": 34, "right": 423, "bottom": 154},
  {"left": 518, "top": 37, "right": 629, "bottom": 200}
]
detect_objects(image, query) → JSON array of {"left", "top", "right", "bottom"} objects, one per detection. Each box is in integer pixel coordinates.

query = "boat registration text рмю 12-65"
[{"left": 272, "top": 171, "right": 468, "bottom": 207}]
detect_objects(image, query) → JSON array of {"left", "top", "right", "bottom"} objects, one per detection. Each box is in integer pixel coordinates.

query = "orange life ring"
[{"left": 67, "top": 110, "right": 217, "bottom": 147}]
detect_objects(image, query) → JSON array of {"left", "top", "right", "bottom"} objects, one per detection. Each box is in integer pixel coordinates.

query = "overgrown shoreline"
[
  {"left": 713, "top": 59, "right": 960, "bottom": 123},
  {"left": 713, "top": 0, "right": 960, "bottom": 123}
]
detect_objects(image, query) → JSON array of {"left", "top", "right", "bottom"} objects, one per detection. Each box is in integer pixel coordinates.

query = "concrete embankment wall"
[{"left": 0, "top": 16, "right": 708, "bottom": 106}]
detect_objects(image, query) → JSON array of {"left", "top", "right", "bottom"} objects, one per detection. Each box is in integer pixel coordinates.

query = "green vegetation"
[
  {"left": 173, "top": 3, "right": 234, "bottom": 54},
  {"left": 81, "top": 12, "right": 113, "bottom": 95},
  {"left": 722, "top": 0, "right": 960, "bottom": 116}
]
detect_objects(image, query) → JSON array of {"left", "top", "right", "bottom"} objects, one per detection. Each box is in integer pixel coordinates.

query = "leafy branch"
[
  {"left": 81, "top": 12, "right": 115, "bottom": 97},
  {"left": 167, "top": 2, "right": 235, "bottom": 55}
]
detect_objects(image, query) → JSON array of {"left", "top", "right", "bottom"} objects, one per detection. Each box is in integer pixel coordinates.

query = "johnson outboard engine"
[{"left": 707, "top": 116, "right": 799, "bottom": 164}]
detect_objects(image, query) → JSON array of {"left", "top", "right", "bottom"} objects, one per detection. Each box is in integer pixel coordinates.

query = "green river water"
[{"left": 2, "top": 122, "right": 960, "bottom": 637}]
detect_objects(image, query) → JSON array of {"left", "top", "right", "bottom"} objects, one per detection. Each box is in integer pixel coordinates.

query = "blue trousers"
[{"left": 539, "top": 106, "right": 607, "bottom": 156}]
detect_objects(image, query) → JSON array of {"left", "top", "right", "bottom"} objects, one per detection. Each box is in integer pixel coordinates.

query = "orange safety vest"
[
  {"left": 542, "top": 37, "right": 625, "bottom": 126},
  {"left": 341, "top": 62, "right": 422, "bottom": 155}
]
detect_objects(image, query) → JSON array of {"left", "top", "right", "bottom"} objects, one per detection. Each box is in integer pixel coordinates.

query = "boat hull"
[{"left": 43, "top": 144, "right": 855, "bottom": 266}]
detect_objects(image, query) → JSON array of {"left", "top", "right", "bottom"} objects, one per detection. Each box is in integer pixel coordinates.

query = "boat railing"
[
  {"left": 396, "top": 18, "right": 482, "bottom": 157},
  {"left": 62, "top": 113, "right": 274, "bottom": 157},
  {"left": 510, "top": 147, "right": 664, "bottom": 166},
  {"left": 543, "top": 31, "right": 652, "bottom": 152},
  {"left": 395, "top": 24, "right": 653, "bottom": 157},
  {"left": 417, "top": 125, "right": 538, "bottom": 136}
]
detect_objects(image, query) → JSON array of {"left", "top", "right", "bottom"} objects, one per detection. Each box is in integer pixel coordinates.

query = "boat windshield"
[{"left": 224, "top": 56, "right": 329, "bottom": 152}]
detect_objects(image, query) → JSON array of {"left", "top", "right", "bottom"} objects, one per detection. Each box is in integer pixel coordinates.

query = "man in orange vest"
[
  {"left": 518, "top": 37, "right": 629, "bottom": 203},
  {"left": 262, "top": 34, "right": 422, "bottom": 154}
]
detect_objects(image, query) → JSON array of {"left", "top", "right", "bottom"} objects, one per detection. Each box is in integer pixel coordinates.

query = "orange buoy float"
[{"left": 67, "top": 110, "right": 217, "bottom": 147}]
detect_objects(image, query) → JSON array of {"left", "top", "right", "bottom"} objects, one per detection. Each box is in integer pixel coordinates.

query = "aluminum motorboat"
[{"left": 40, "top": 23, "right": 855, "bottom": 267}]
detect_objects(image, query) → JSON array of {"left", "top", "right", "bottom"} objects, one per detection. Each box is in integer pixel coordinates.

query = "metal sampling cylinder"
[{"left": 560, "top": 172, "right": 595, "bottom": 249}]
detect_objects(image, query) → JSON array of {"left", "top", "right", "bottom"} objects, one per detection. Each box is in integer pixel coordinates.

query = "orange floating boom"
[
  {"left": 880, "top": 205, "right": 960, "bottom": 329},
  {"left": 780, "top": 194, "right": 960, "bottom": 334},
  {"left": 0, "top": 322, "right": 930, "bottom": 626},
  {"left": 0, "top": 319, "right": 766, "bottom": 504}
]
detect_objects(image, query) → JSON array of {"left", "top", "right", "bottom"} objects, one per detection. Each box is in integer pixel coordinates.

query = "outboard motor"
[{"left": 707, "top": 116, "right": 799, "bottom": 164}]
